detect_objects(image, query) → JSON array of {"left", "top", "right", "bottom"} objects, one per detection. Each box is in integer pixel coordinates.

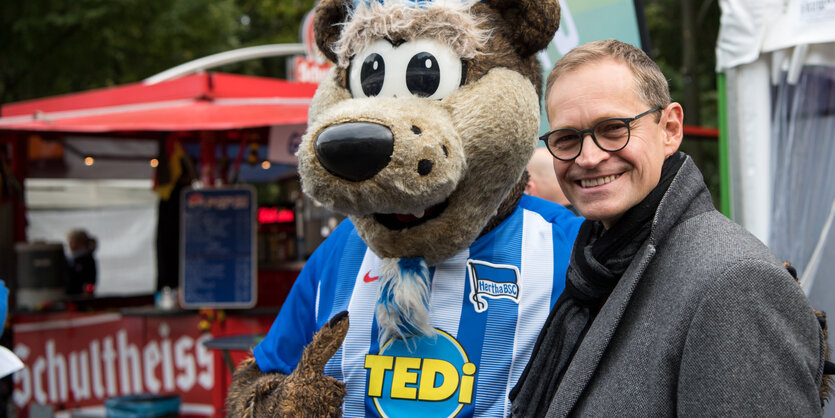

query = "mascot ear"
[
  {"left": 482, "top": 0, "right": 561, "bottom": 57},
  {"left": 314, "top": 0, "right": 351, "bottom": 64}
]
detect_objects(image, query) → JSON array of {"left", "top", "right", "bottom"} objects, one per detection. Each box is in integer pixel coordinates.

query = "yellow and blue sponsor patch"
[{"left": 365, "top": 329, "right": 476, "bottom": 417}]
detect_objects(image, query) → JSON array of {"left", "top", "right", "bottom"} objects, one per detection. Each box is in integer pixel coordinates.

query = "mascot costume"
[{"left": 227, "top": 0, "right": 582, "bottom": 416}]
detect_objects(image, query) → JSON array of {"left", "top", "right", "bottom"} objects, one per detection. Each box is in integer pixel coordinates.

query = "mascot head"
[{"left": 298, "top": 0, "right": 560, "bottom": 341}]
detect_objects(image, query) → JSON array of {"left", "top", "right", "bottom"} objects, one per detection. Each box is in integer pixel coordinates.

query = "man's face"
[{"left": 545, "top": 58, "right": 681, "bottom": 228}]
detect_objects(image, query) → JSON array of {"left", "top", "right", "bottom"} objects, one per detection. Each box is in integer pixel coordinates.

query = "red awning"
[{"left": 0, "top": 73, "right": 318, "bottom": 133}]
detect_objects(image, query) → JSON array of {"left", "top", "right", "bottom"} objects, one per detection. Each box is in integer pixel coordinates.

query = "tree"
[
  {"left": 0, "top": 0, "right": 315, "bottom": 105},
  {"left": 644, "top": 0, "right": 721, "bottom": 128}
]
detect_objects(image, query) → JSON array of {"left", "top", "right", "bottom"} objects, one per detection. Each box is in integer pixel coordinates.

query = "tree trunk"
[{"left": 681, "top": 0, "right": 701, "bottom": 126}]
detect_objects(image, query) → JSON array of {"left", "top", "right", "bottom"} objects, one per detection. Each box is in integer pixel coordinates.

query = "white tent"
[{"left": 717, "top": 0, "right": 835, "bottom": 379}]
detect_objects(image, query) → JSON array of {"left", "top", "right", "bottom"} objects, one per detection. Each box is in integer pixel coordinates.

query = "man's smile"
[{"left": 579, "top": 173, "right": 622, "bottom": 188}]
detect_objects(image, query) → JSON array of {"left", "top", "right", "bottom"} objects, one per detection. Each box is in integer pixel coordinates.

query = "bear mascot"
[{"left": 227, "top": 0, "right": 582, "bottom": 416}]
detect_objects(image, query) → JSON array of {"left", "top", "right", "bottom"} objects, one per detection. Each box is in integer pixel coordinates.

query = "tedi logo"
[
  {"left": 364, "top": 329, "right": 476, "bottom": 417},
  {"left": 467, "top": 260, "right": 520, "bottom": 313}
]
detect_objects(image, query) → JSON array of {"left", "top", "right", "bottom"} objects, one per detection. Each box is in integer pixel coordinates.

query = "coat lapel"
[
  {"left": 545, "top": 156, "right": 713, "bottom": 417},
  {"left": 546, "top": 243, "right": 657, "bottom": 418}
]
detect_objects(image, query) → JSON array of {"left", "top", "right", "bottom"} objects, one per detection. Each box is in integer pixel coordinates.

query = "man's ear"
[
  {"left": 481, "top": 0, "right": 560, "bottom": 57},
  {"left": 314, "top": 0, "right": 351, "bottom": 64},
  {"left": 662, "top": 102, "right": 684, "bottom": 155},
  {"left": 524, "top": 175, "right": 536, "bottom": 195}
]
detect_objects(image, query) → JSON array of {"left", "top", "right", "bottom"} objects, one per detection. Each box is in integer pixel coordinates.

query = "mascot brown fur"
[{"left": 228, "top": 0, "right": 563, "bottom": 416}]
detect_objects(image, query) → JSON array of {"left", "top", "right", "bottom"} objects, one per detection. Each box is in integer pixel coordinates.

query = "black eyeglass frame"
[{"left": 540, "top": 106, "right": 663, "bottom": 161}]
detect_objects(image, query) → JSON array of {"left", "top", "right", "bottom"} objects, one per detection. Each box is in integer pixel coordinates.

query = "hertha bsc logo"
[{"left": 466, "top": 260, "right": 520, "bottom": 313}]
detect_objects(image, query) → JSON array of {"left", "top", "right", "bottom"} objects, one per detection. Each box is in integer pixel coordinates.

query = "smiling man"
[{"left": 510, "top": 40, "right": 826, "bottom": 417}]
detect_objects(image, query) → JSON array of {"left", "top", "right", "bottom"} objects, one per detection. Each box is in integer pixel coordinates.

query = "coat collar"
[{"left": 547, "top": 153, "right": 714, "bottom": 417}]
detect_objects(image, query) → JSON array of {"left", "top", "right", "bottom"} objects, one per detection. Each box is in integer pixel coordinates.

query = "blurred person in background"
[
  {"left": 65, "top": 229, "right": 97, "bottom": 296},
  {"left": 526, "top": 147, "right": 577, "bottom": 214}
]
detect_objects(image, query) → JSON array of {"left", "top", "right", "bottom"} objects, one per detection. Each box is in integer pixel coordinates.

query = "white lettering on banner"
[
  {"left": 12, "top": 324, "right": 214, "bottom": 408},
  {"left": 103, "top": 336, "right": 117, "bottom": 396},
  {"left": 46, "top": 340, "right": 68, "bottom": 403},
  {"left": 12, "top": 344, "right": 30, "bottom": 406},
  {"left": 538, "top": 0, "right": 579, "bottom": 71},
  {"left": 143, "top": 342, "right": 162, "bottom": 393},
  {"left": 33, "top": 356, "right": 47, "bottom": 404},
  {"left": 118, "top": 330, "right": 142, "bottom": 394},
  {"left": 294, "top": 58, "right": 332, "bottom": 84},
  {"left": 160, "top": 324, "right": 176, "bottom": 392},
  {"left": 90, "top": 340, "right": 105, "bottom": 399},
  {"left": 175, "top": 336, "right": 196, "bottom": 391},
  {"left": 69, "top": 352, "right": 91, "bottom": 401}
]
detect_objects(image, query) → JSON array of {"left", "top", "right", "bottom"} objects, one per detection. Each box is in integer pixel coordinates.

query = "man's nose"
[{"left": 574, "top": 133, "right": 609, "bottom": 167}]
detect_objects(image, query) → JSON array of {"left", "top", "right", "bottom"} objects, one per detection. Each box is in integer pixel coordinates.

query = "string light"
[
  {"left": 84, "top": 157, "right": 94, "bottom": 166},
  {"left": 150, "top": 158, "right": 159, "bottom": 168},
  {"left": 261, "top": 161, "right": 271, "bottom": 170}
]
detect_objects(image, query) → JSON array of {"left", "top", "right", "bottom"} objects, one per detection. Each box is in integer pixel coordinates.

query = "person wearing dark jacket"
[
  {"left": 510, "top": 40, "right": 825, "bottom": 417},
  {"left": 66, "top": 229, "right": 97, "bottom": 295}
]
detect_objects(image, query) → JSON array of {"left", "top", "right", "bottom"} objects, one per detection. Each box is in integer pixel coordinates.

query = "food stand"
[{"left": 0, "top": 70, "right": 324, "bottom": 417}]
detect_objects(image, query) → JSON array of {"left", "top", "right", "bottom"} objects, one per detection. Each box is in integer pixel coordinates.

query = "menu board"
[{"left": 180, "top": 186, "right": 256, "bottom": 308}]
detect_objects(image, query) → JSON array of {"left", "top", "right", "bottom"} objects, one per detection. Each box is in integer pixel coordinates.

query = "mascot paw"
[
  {"left": 226, "top": 312, "right": 350, "bottom": 417},
  {"left": 279, "top": 311, "right": 350, "bottom": 416}
]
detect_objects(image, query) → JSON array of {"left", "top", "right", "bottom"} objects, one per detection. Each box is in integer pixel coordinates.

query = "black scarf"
[{"left": 509, "top": 152, "right": 685, "bottom": 418}]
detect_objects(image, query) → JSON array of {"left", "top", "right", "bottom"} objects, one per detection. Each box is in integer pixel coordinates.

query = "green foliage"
[
  {"left": 215, "top": 0, "right": 316, "bottom": 79},
  {"left": 644, "top": 0, "right": 720, "bottom": 128},
  {"left": 2, "top": 0, "right": 719, "bottom": 128},
  {"left": 0, "top": 0, "right": 315, "bottom": 105}
]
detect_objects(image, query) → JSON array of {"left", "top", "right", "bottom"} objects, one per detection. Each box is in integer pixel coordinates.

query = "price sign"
[{"left": 181, "top": 186, "right": 256, "bottom": 308}]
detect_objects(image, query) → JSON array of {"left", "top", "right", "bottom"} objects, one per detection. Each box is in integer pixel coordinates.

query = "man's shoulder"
[{"left": 657, "top": 208, "right": 786, "bottom": 283}]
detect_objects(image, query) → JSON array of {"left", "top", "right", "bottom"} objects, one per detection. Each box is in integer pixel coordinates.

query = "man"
[
  {"left": 510, "top": 40, "right": 825, "bottom": 417},
  {"left": 526, "top": 147, "right": 576, "bottom": 214}
]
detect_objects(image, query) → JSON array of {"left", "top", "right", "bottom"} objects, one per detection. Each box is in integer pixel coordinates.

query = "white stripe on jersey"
[
  {"left": 430, "top": 249, "right": 469, "bottom": 338},
  {"left": 315, "top": 281, "right": 321, "bottom": 324},
  {"left": 341, "top": 250, "right": 382, "bottom": 416},
  {"left": 504, "top": 209, "right": 556, "bottom": 416}
]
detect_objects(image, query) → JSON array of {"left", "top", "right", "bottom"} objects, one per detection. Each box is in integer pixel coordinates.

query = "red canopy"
[{"left": 0, "top": 73, "right": 317, "bottom": 133}]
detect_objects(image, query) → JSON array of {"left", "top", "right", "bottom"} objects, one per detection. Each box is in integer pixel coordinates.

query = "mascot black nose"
[{"left": 314, "top": 122, "right": 394, "bottom": 182}]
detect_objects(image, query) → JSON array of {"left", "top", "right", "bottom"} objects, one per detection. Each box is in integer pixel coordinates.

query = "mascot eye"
[
  {"left": 406, "top": 52, "right": 441, "bottom": 97},
  {"left": 360, "top": 53, "right": 386, "bottom": 97},
  {"left": 349, "top": 39, "right": 462, "bottom": 100}
]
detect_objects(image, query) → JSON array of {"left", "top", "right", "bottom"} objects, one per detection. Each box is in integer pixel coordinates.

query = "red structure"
[
  {"left": 0, "top": 72, "right": 316, "bottom": 132},
  {"left": 0, "top": 73, "right": 318, "bottom": 417}
]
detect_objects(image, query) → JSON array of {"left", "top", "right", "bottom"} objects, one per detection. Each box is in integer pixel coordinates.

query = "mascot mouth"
[{"left": 374, "top": 200, "right": 450, "bottom": 230}]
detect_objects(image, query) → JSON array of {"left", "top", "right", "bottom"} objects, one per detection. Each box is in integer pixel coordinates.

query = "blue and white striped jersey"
[{"left": 254, "top": 195, "right": 582, "bottom": 417}]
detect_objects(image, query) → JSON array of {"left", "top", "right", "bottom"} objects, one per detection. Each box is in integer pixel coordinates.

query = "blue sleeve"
[
  {"left": 252, "top": 219, "right": 354, "bottom": 374},
  {"left": 517, "top": 195, "right": 583, "bottom": 307},
  {"left": 517, "top": 194, "right": 583, "bottom": 243}
]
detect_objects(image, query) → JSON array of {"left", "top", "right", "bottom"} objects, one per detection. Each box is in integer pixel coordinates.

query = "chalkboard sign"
[{"left": 180, "top": 186, "right": 256, "bottom": 308}]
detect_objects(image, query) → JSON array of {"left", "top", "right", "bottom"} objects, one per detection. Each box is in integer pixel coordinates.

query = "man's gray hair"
[{"left": 544, "top": 40, "right": 671, "bottom": 116}]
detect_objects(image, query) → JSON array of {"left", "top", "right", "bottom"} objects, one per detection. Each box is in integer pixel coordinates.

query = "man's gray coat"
[{"left": 546, "top": 156, "right": 825, "bottom": 417}]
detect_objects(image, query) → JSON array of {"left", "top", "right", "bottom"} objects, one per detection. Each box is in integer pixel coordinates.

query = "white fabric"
[
  {"left": 0, "top": 346, "right": 23, "bottom": 378},
  {"left": 26, "top": 206, "right": 158, "bottom": 296},
  {"left": 716, "top": 0, "right": 769, "bottom": 71},
  {"left": 761, "top": 0, "right": 835, "bottom": 53},
  {"left": 25, "top": 179, "right": 157, "bottom": 209},
  {"left": 717, "top": 0, "right": 835, "bottom": 72}
]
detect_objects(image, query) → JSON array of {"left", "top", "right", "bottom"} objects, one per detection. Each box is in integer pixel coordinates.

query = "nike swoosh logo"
[{"left": 363, "top": 271, "right": 379, "bottom": 283}]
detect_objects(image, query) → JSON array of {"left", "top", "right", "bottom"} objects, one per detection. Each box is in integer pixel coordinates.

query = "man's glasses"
[{"left": 540, "top": 107, "right": 662, "bottom": 161}]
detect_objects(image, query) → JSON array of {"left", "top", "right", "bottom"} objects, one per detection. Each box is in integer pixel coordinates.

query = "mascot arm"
[{"left": 226, "top": 312, "right": 350, "bottom": 417}]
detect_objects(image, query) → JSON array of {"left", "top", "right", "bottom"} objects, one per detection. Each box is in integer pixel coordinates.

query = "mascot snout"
[
  {"left": 315, "top": 122, "right": 394, "bottom": 182},
  {"left": 298, "top": 95, "right": 467, "bottom": 220}
]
